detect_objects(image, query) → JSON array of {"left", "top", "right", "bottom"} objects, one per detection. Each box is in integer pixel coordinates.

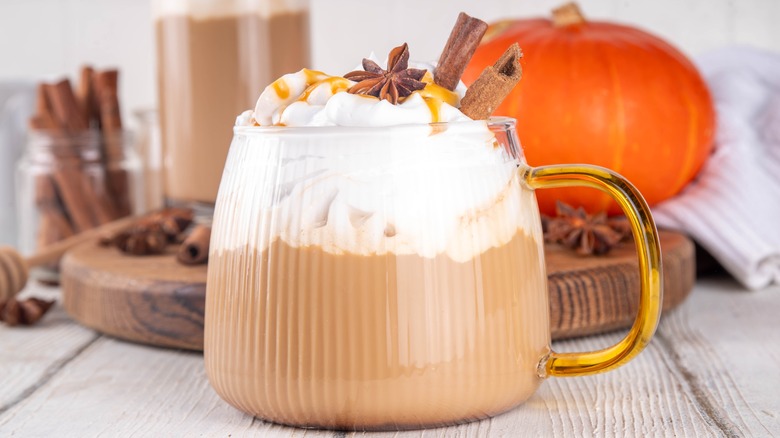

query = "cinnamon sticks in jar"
[
  {"left": 25, "top": 66, "right": 134, "bottom": 255},
  {"left": 94, "top": 69, "right": 133, "bottom": 217}
]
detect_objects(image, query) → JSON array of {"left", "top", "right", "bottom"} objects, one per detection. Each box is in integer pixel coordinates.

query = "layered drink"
[
  {"left": 154, "top": 0, "right": 310, "bottom": 207},
  {"left": 205, "top": 42, "right": 552, "bottom": 429}
]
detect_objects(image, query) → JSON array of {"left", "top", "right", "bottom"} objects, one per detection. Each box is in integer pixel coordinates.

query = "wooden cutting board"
[{"left": 61, "top": 230, "right": 694, "bottom": 351}]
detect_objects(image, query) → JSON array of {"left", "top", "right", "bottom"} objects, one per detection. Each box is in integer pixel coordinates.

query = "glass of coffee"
[
  {"left": 153, "top": 0, "right": 310, "bottom": 212},
  {"left": 204, "top": 117, "right": 662, "bottom": 430}
]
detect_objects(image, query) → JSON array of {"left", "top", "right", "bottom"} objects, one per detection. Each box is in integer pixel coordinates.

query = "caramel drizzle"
[{"left": 267, "top": 69, "right": 461, "bottom": 126}]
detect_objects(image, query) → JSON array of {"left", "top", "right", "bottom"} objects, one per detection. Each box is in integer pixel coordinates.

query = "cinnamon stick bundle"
[
  {"left": 27, "top": 66, "right": 131, "bottom": 255},
  {"left": 434, "top": 12, "right": 525, "bottom": 121},
  {"left": 45, "top": 81, "right": 119, "bottom": 227},
  {"left": 93, "top": 69, "right": 132, "bottom": 217}
]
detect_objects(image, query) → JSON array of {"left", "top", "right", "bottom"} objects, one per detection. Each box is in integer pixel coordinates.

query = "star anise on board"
[
  {"left": 0, "top": 297, "right": 54, "bottom": 327},
  {"left": 542, "top": 201, "right": 631, "bottom": 256},
  {"left": 109, "top": 225, "right": 169, "bottom": 255},
  {"left": 99, "top": 208, "right": 194, "bottom": 256},
  {"left": 149, "top": 207, "right": 194, "bottom": 241},
  {"left": 344, "top": 43, "right": 427, "bottom": 104}
]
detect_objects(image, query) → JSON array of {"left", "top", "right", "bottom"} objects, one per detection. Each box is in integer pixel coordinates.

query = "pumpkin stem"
[{"left": 552, "top": 3, "right": 586, "bottom": 27}]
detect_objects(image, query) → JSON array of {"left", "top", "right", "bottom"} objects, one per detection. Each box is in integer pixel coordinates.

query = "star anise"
[
  {"left": 543, "top": 201, "right": 629, "bottom": 256},
  {"left": 109, "top": 225, "right": 168, "bottom": 255},
  {"left": 0, "top": 297, "right": 55, "bottom": 327},
  {"left": 149, "top": 207, "right": 195, "bottom": 242},
  {"left": 99, "top": 207, "right": 194, "bottom": 255},
  {"left": 344, "top": 43, "right": 427, "bottom": 104}
]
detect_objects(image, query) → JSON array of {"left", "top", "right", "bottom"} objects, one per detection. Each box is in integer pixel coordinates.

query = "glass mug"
[
  {"left": 204, "top": 117, "right": 662, "bottom": 430},
  {"left": 153, "top": 0, "right": 311, "bottom": 211}
]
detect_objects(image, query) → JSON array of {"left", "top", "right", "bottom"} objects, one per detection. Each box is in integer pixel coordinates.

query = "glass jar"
[
  {"left": 153, "top": 0, "right": 311, "bottom": 212},
  {"left": 134, "top": 108, "right": 164, "bottom": 213},
  {"left": 15, "top": 130, "right": 142, "bottom": 276},
  {"left": 0, "top": 81, "right": 36, "bottom": 247}
]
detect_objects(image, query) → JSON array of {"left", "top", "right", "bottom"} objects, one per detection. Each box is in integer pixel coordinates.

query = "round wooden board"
[
  {"left": 547, "top": 231, "right": 694, "bottom": 339},
  {"left": 61, "top": 230, "right": 694, "bottom": 351},
  {"left": 61, "top": 245, "right": 207, "bottom": 351}
]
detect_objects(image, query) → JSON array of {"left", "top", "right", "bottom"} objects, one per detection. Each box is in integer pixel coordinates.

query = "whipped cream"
[
  {"left": 238, "top": 59, "right": 471, "bottom": 127},
  {"left": 217, "top": 54, "right": 537, "bottom": 261},
  {"left": 214, "top": 122, "right": 539, "bottom": 261}
]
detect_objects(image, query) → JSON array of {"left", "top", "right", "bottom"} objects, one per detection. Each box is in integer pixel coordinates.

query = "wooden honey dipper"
[{"left": 0, "top": 216, "right": 136, "bottom": 303}]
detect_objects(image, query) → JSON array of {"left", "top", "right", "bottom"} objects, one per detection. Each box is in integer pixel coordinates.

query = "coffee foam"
[
  {"left": 152, "top": 0, "right": 307, "bottom": 20},
  {"left": 213, "top": 122, "right": 540, "bottom": 262}
]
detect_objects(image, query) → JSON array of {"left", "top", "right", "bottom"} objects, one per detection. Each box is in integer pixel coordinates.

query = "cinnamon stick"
[
  {"left": 78, "top": 171, "right": 119, "bottom": 225},
  {"left": 77, "top": 66, "right": 98, "bottom": 126},
  {"left": 52, "top": 166, "right": 99, "bottom": 232},
  {"left": 34, "top": 175, "right": 58, "bottom": 208},
  {"left": 34, "top": 175, "right": 71, "bottom": 228},
  {"left": 30, "top": 87, "right": 81, "bottom": 248},
  {"left": 94, "top": 70, "right": 122, "bottom": 132},
  {"left": 177, "top": 225, "right": 211, "bottom": 265},
  {"left": 34, "top": 175, "right": 74, "bottom": 243},
  {"left": 94, "top": 69, "right": 131, "bottom": 217},
  {"left": 44, "top": 79, "right": 88, "bottom": 132},
  {"left": 459, "top": 43, "right": 523, "bottom": 120},
  {"left": 28, "top": 115, "right": 51, "bottom": 131},
  {"left": 105, "top": 164, "right": 132, "bottom": 217},
  {"left": 32, "top": 84, "right": 58, "bottom": 130},
  {"left": 434, "top": 12, "right": 488, "bottom": 91},
  {"left": 36, "top": 207, "right": 75, "bottom": 246}
]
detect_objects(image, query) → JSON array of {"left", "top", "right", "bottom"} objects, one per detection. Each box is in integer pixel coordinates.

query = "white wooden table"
[{"left": 1, "top": 276, "right": 778, "bottom": 437}]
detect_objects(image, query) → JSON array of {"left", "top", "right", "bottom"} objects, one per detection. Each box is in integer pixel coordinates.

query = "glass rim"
[{"left": 232, "top": 116, "right": 517, "bottom": 136}]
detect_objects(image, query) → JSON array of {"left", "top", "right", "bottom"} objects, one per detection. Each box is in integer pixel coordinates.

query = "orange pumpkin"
[{"left": 463, "top": 3, "right": 715, "bottom": 215}]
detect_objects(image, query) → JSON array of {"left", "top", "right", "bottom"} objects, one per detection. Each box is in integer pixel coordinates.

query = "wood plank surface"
[
  {"left": 0, "top": 284, "right": 97, "bottom": 414},
  {"left": 1, "top": 277, "right": 777, "bottom": 437}
]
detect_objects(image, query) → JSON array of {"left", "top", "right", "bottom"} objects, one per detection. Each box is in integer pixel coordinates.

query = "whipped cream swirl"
[
  {"left": 220, "top": 55, "right": 536, "bottom": 261},
  {"left": 236, "top": 59, "right": 471, "bottom": 127},
  {"left": 218, "top": 122, "right": 537, "bottom": 261}
]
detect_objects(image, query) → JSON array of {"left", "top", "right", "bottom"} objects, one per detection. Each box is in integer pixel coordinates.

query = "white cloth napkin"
[{"left": 652, "top": 47, "right": 780, "bottom": 290}]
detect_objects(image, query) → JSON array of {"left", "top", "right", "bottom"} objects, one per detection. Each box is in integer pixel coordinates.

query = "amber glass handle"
[{"left": 523, "top": 164, "right": 663, "bottom": 377}]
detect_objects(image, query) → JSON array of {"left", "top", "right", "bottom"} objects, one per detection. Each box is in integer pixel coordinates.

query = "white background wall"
[{"left": 2, "top": 0, "right": 779, "bottom": 121}]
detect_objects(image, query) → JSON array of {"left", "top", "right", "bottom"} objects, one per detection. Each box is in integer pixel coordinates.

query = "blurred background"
[{"left": 1, "top": 0, "right": 779, "bottom": 119}]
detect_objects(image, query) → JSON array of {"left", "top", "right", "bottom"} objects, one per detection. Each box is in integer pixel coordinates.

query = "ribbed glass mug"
[
  {"left": 204, "top": 117, "right": 662, "bottom": 431},
  {"left": 154, "top": 0, "right": 310, "bottom": 211}
]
